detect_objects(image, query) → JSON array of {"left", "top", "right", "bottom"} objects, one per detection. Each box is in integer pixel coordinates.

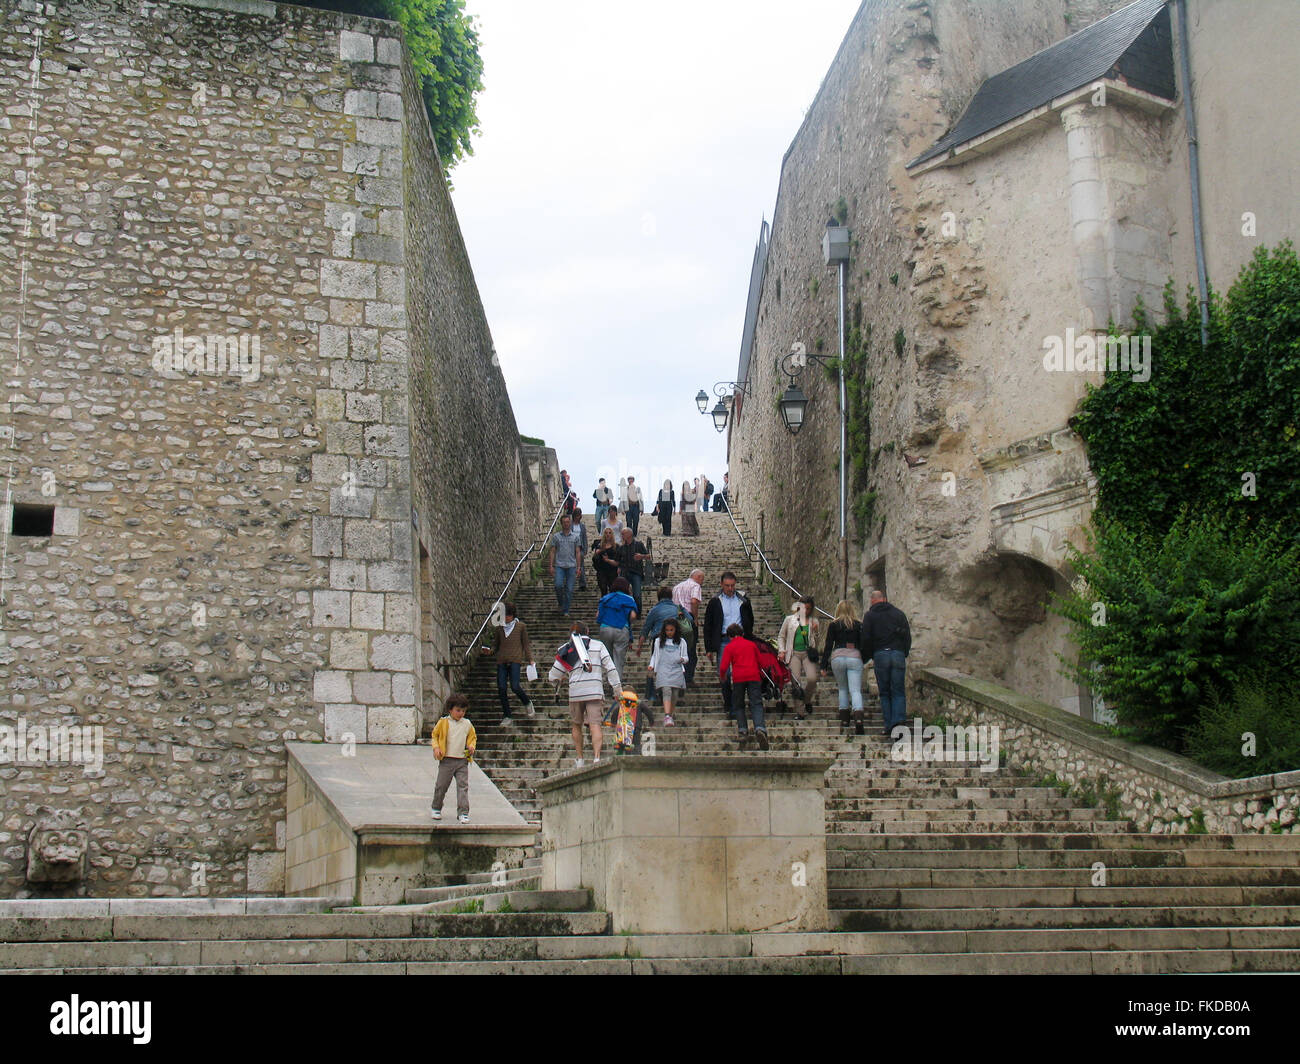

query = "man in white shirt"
[
  {"left": 625, "top": 477, "right": 643, "bottom": 537},
  {"left": 549, "top": 622, "right": 622, "bottom": 767}
]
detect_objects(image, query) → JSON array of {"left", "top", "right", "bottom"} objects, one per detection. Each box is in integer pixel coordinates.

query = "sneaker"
[
  {"left": 500, "top": 716, "right": 514, "bottom": 727},
  {"left": 458, "top": 813, "right": 470, "bottom": 824},
  {"left": 756, "top": 728, "right": 769, "bottom": 751},
  {"left": 430, "top": 807, "right": 441, "bottom": 820},
  {"left": 663, "top": 714, "right": 675, "bottom": 726},
  {"left": 574, "top": 759, "right": 585, "bottom": 769},
  {"left": 526, "top": 703, "right": 536, "bottom": 718},
  {"left": 736, "top": 731, "right": 748, "bottom": 747}
]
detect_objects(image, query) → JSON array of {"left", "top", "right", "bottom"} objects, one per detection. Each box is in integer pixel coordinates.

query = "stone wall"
[
  {"left": 0, "top": 0, "right": 546, "bottom": 897},
  {"left": 914, "top": 668, "right": 1300, "bottom": 835},
  {"left": 727, "top": 0, "right": 1294, "bottom": 715}
]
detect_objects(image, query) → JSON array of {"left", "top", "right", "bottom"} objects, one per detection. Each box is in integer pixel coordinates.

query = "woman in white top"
[{"left": 601, "top": 505, "right": 625, "bottom": 540}]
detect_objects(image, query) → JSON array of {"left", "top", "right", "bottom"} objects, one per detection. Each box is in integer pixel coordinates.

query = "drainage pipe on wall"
[{"left": 1176, "top": 0, "right": 1210, "bottom": 346}]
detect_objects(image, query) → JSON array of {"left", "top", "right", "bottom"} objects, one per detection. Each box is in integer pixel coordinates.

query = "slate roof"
[{"left": 907, "top": 0, "right": 1176, "bottom": 169}]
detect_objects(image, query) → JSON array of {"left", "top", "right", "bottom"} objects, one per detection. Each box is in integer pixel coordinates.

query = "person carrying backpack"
[{"left": 549, "top": 621, "right": 621, "bottom": 768}]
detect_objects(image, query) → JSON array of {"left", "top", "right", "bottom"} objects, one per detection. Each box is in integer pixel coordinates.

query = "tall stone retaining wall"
[
  {"left": 726, "top": 0, "right": 1299, "bottom": 717},
  {"left": 914, "top": 667, "right": 1300, "bottom": 835},
  {"left": 0, "top": 0, "right": 545, "bottom": 897}
]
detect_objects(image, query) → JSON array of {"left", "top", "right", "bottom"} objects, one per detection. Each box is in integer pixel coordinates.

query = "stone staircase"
[{"left": 6, "top": 506, "right": 1299, "bottom": 972}]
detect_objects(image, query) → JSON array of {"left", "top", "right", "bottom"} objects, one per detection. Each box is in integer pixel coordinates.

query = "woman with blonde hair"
[
  {"left": 592, "top": 528, "right": 620, "bottom": 597},
  {"left": 777, "top": 595, "right": 820, "bottom": 719},
  {"left": 825, "top": 599, "right": 866, "bottom": 734}
]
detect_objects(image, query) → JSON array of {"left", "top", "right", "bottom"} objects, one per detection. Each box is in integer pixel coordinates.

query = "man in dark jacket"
[
  {"left": 863, "top": 590, "right": 911, "bottom": 735},
  {"left": 704, "top": 571, "right": 755, "bottom": 717}
]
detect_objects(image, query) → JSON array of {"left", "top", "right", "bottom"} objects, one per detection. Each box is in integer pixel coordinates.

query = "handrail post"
[{"left": 720, "top": 495, "right": 833, "bottom": 620}]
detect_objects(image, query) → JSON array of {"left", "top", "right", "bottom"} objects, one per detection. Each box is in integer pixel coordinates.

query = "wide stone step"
[
  {"left": 827, "top": 866, "right": 1300, "bottom": 888},
  {"left": 828, "top": 848, "right": 1199, "bottom": 870},
  {"left": 825, "top": 832, "right": 1300, "bottom": 851},
  {"left": 828, "top": 819, "right": 1131, "bottom": 834},
  {"left": 750, "top": 925, "right": 1300, "bottom": 956},
  {"left": 831, "top": 807, "right": 1107, "bottom": 823},
  {"left": 0, "top": 910, "right": 609, "bottom": 942},
  {"left": 832, "top": 948, "right": 1300, "bottom": 975},
  {"left": 832, "top": 904, "right": 1300, "bottom": 932},
  {"left": 340, "top": 889, "right": 591, "bottom": 915},
  {"left": 827, "top": 796, "right": 1081, "bottom": 811},
  {"left": 829, "top": 883, "right": 1300, "bottom": 910}
]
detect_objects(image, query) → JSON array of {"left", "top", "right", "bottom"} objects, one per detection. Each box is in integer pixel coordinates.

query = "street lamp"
[
  {"left": 694, "top": 380, "right": 750, "bottom": 432},
  {"left": 710, "top": 399, "right": 729, "bottom": 433},
  {"left": 778, "top": 381, "right": 809, "bottom": 433}
]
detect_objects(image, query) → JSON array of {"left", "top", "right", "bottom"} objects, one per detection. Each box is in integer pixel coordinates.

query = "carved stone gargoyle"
[{"left": 25, "top": 808, "right": 89, "bottom": 886}]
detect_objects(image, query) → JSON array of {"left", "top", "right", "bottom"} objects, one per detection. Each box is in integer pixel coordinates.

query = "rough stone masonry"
[{"left": 0, "top": 0, "right": 552, "bottom": 897}]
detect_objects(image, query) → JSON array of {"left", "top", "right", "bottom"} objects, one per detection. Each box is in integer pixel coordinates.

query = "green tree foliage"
[
  {"left": 1055, "top": 512, "right": 1300, "bottom": 748},
  {"left": 387, "top": 0, "right": 483, "bottom": 167},
  {"left": 301, "top": 0, "right": 484, "bottom": 168},
  {"left": 1184, "top": 677, "right": 1300, "bottom": 777},
  {"left": 1057, "top": 243, "right": 1300, "bottom": 765}
]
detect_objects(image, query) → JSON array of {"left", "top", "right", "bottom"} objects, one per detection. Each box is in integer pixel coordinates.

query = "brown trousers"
[{"left": 433, "top": 756, "right": 470, "bottom": 817}]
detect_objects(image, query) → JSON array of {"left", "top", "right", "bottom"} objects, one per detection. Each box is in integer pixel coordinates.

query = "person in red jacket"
[{"left": 718, "top": 624, "right": 769, "bottom": 750}]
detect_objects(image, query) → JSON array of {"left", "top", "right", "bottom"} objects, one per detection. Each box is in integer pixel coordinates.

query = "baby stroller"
[{"left": 752, "top": 636, "right": 803, "bottom": 712}]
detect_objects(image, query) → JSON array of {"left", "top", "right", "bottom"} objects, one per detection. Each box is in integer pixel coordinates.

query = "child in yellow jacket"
[{"left": 431, "top": 693, "right": 477, "bottom": 823}]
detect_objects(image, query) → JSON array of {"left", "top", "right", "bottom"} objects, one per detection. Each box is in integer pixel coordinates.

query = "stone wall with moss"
[{"left": 0, "top": 0, "right": 543, "bottom": 897}]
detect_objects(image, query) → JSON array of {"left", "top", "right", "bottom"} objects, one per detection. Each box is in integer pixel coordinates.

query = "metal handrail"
[
  {"left": 718, "top": 495, "right": 835, "bottom": 620},
  {"left": 462, "top": 492, "right": 570, "bottom": 660}
]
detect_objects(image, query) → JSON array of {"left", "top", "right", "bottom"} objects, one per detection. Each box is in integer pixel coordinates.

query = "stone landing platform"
[
  {"left": 538, "top": 756, "right": 833, "bottom": 934},
  {"left": 287, "top": 743, "right": 537, "bottom": 906}
]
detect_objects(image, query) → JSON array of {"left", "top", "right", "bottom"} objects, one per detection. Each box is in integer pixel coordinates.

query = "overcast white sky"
[{"left": 450, "top": 0, "right": 864, "bottom": 514}]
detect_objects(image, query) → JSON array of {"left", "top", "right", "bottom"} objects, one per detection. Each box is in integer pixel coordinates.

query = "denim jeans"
[
  {"left": 595, "top": 503, "right": 608, "bottom": 527},
  {"left": 627, "top": 572, "right": 643, "bottom": 614},
  {"left": 701, "top": 495, "right": 710, "bottom": 512},
  {"left": 496, "top": 662, "right": 531, "bottom": 718},
  {"left": 718, "top": 636, "right": 733, "bottom": 715},
  {"left": 734, "top": 680, "right": 765, "bottom": 734},
  {"left": 627, "top": 503, "right": 641, "bottom": 536},
  {"left": 600, "top": 624, "right": 630, "bottom": 678},
  {"left": 873, "top": 649, "right": 907, "bottom": 730},
  {"left": 830, "top": 654, "right": 865, "bottom": 713},
  {"left": 554, "top": 566, "right": 576, "bottom": 613}
]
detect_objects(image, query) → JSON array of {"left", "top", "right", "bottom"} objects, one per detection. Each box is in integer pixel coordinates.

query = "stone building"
[
  {"left": 727, "top": 0, "right": 1299, "bottom": 715},
  {"left": 0, "top": 0, "right": 556, "bottom": 896}
]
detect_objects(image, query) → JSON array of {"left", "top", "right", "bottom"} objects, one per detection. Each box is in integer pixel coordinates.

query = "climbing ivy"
[
  {"left": 843, "top": 302, "right": 874, "bottom": 536},
  {"left": 1071, "top": 242, "right": 1300, "bottom": 536}
]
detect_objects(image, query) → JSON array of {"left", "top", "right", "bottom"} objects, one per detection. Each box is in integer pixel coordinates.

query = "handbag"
[
  {"left": 807, "top": 646, "right": 820, "bottom": 665},
  {"left": 525, "top": 663, "right": 538, "bottom": 682}
]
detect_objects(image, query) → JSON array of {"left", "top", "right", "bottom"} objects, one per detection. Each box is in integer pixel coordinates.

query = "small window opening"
[{"left": 12, "top": 503, "right": 55, "bottom": 537}]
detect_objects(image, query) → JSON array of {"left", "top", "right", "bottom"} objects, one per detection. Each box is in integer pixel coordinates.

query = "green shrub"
[
  {"left": 1053, "top": 510, "right": 1300, "bottom": 748},
  {"left": 1184, "top": 676, "right": 1300, "bottom": 777}
]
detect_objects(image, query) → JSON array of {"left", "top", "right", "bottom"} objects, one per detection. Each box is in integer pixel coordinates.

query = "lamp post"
[
  {"left": 694, "top": 380, "right": 750, "bottom": 433},
  {"left": 779, "top": 219, "right": 850, "bottom": 597}
]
